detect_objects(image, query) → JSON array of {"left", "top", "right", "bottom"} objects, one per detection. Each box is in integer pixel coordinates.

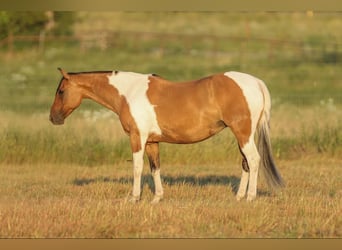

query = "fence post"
[
  {"left": 7, "top": 31, "right": 13, "bottom": 55},
  {"left": 38, "top": 30, "right": 46, "bottom": 53}
]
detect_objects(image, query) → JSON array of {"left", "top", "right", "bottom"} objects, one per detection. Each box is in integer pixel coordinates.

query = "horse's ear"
[{"left": 58, "top": 68, "right": 70, "bottom": 80}]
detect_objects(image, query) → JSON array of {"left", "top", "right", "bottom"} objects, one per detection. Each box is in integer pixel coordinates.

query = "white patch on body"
[
  {"left": 107, "top": 71, "right": 162, "bottom": 137},
  {"left": 224, "top": 71, "right": 264, "bottom": 136}
]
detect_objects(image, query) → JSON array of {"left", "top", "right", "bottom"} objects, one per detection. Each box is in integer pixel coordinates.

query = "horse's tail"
[{"left": 257, "top": 81, "right": 285, "bottom": 190}]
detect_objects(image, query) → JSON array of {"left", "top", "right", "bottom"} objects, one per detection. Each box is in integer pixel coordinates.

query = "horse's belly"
[{"left": 150, "top": 120, "right": 226, "bottom": 144}]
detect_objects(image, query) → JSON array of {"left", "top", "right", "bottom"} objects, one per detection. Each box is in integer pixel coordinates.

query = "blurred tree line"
[{"left": 0, "top": 11, "right": 76, "bottom": 40}]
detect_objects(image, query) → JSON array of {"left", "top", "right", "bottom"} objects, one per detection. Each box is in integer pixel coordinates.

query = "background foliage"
[{"left": 0, "top": 11, "right": 75, "bottom": 39}]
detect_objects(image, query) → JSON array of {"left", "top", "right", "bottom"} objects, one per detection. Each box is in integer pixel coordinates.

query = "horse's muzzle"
[{"left": 49, "top": 114, "right": 64, "bottom": 125}]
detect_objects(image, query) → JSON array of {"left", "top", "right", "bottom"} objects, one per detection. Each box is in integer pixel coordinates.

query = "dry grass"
[{"left": 0, "top": 157, "right": 341, "bottom": 238}]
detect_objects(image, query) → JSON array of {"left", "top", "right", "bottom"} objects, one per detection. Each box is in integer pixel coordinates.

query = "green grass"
[
  {"left": 0, "top": 12, "right": 341, "bottom": 238},
  {"left": 1, "top": 13, "right": 342, "bottom": 112},
  {"left": 1, "top": 104, "right": 341, "bottom": 166}
]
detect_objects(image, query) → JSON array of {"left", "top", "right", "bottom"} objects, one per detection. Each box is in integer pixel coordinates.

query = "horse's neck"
[{"left": 78, "top": 73, "right": 122, "bottom": 114}]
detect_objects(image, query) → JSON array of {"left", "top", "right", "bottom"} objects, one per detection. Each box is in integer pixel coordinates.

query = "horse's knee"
[
  {"left": 240, "top": 140, "right": 260, "bottom": 169},
  {"left": 242, "top": 157, "right": 249, "bottom": 172}
]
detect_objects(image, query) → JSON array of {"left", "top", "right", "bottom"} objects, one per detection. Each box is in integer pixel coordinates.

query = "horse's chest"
[
  {"left": 108, "top": 73, "right": 162, "bottom": 137},
  {"left": 130, "top": 99, "right": 161, "bottom": 135}
]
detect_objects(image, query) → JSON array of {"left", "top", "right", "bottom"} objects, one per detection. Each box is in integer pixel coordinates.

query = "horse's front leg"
[
  {"left": 129, "top": 132, "right": 146, "bottom": 203},
  {"left": 145, "top": 142, "right": 163, "bottom": 204}
]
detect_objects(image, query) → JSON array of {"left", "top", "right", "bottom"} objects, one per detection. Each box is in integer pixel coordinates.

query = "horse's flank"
[{"left": 146, "top": 73, "right": 251, "bottom": 144}]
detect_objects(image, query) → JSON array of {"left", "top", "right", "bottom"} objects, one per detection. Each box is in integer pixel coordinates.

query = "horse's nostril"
[{"left": 49, "top": 113, "right": 64, "bottom": 125}]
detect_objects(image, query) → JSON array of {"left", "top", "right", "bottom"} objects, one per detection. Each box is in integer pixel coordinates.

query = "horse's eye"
[{"left": 58, "top": 89, "right": 64, "bottom": 95}]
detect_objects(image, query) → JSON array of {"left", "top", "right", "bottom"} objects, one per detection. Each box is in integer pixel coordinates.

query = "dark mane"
[
  {"left": 55, "top": 70, "right": 162, "bottom": 95},
  {"left": 63, "top": 70, "right": 161, "bottom": 78},
  {"left": 68, "top": 70, "right": 113, "bottom": 75},
  {"left": 55, "top": 71, "right": 113, "bottom": 94},
  {"left": 151, "top": 73, "right": 161, "bottom": 78},
  {"left": 55, "top": 77, "right": 64, "bottom": 95}
]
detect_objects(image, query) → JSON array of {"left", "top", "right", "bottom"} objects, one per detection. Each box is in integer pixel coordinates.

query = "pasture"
[{"left": 0, "top": 12, "right": 341, "bottom": 238}]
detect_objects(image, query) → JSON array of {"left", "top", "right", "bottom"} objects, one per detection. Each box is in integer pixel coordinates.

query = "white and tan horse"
[{"left": 49, "top": 68, "right": 284, "bottom": 203}]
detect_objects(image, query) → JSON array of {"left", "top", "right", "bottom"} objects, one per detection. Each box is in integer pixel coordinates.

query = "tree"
[
  {"left": 0, "top": 11, "right": 76, "bottom": 39},
  {"left": 0, "top": 11, "right": 48, "bottom": 38},
  {"left": 52, "top": 12, "right": 76, "bottom": 36}
]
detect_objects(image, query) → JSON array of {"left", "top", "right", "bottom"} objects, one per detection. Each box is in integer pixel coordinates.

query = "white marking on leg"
[
  {"left": 151, "top": 168, "right": 163, "bottom": 204},
  {"left": 236, "top": 169, "right": 249, "bottom": 201},
  {"left": 152, "top": 169, "right": 163, "bottom": 196},
  {"left": 241, "top": 138, "right": 261, "bottom": 201},
  {"left": 132, "top": 149, "right": 144, "bottom": 201},
  {"left": 108, "top": 71, "right": 162, "bottom": 135}
]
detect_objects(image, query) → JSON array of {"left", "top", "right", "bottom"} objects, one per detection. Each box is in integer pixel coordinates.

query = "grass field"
[{"left": 0, "top": 12, "right": 341, "bottom": 238}]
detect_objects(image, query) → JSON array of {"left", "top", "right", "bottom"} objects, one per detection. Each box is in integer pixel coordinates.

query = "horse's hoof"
[
  {"left": 129, "top": 196, "right": 140, "bottom": 203},
  {"left": 151, "top": 195, "right": 163, "bottom": 205},
  {"left": 246, "top": 195, "right": 256, "bottom": 202},
  {"left": 236, "top": 194, "right": 245, "bottom": 201}
]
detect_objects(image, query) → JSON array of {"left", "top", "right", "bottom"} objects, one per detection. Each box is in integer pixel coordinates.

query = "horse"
[{"left": 49, "top": 68, "right": 284, "bottom": 203}]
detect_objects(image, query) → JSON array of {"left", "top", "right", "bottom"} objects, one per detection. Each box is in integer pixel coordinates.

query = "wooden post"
[
  {"left": 7, "top": 31, "right": 13, "bottom": 55},
  {"left": 38, "top": 30, "right": 46, "bottom": 53}
]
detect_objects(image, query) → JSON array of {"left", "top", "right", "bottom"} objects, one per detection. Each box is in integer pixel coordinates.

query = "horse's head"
[{"left": 49, "top": 68, "right": 83, "bottom": 125}]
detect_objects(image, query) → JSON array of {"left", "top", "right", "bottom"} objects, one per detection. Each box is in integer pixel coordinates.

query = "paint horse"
[{"left": 49, "top": 68, "right": 284, "bottom": 203}]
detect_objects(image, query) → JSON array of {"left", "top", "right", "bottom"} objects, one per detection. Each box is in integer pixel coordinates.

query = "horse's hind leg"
[
  {"left": 230, "top": 122, "right": 260, "bottom": 201},
  {"left": 145, "top": 142, "right": 164, "bottom": 204},
  {"left": 236, "top": 157, "right": 249, "bottom": 201},
  {"left": 240, "top": 138, "right": 260, "bottom": 201}
]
